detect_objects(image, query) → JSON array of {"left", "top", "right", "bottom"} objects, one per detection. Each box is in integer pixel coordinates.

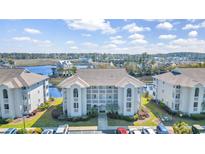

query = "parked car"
[
  {"left": 116, "top": 127, "right": 129, "bottom": 134},
  {"left": 129, "top": 128, "right": 141, "bottom": 134},
  {"left": 192, "top": 125, "right": 205, "bottom": 134},
  {"left": 156, "top": 123, "right": 169, "bottom": 134},
  {"left": 4, "top": 128, "right": 17, "bottom": 134},
  {"left": 55, "top": 125, "right": 69, "bottom": 134},
  {"left": 141, "top": 127, "right": 156, "bottom": 134},
  {"left": 42, "top": 129, "right": 54, "bottom": 134}
]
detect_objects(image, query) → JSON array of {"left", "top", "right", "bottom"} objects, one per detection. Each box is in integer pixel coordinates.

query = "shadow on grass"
[{"left": 32, "top": 104, "right": 98, "bottom": 127}]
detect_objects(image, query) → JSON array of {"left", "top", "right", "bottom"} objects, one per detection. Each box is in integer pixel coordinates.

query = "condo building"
[
  {"left": 58, "top": 69, "right": 144, "bottom": 117},
  {"left": 153, "top": 68, "right": 205, "bottom": 115},
  {"left": 0, "top": 68, "right": 49, "bottom": 119}
]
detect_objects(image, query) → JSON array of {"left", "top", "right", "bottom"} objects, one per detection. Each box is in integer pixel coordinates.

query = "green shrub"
[
  {"left": 27, "top": 129, "right": 34, "bottom": 134},
  {"left": 38, "top": 102, "right": 50, "bottom": 111},
  {"left": 107, "top": 112, "right": 135, "bottom": 122},
  {"left": 49, "top": 97, "right": 55, "bottom": 101},
  {"left": 173, "top": 122, "right": 191, "bottom": 134},
  {"left": 34, "top": 128, "right": 43, "bottom": 134},
  {"left": 134, "top": 114, "right": 139, "bottom": 121},
  {"left": 190, "top": 114, "right": 205, "bottom": 120},
  {"left": 0, "top": 118, "right": 9, "bottom": 124},
  {"left": 51, "top": 109, "right": 62, "bottom": 119},
  {"left": 17, "top": 128, "right": 27, "bottom": 134}
]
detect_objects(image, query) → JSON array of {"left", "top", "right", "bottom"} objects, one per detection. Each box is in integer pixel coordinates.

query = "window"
[
  {"left": 126, "top": 102, "right": 131, "bottom": 108},
  {"left": 93, "top": 94, "right": 97, "bottom": 99},
  {"left": 193, "top": 102, "right": 198, "bottom": 111},
  {"left": 176, "top": 85, "right": 181, "bottom": 89},
  {"left": 195, "top": 88, "right": 199, "bottom": 97},
  {"left": 176, "top": 94, "right": 180, "bottom": 99},
  {"left": 74, "top": 102, "right": 79, "bottom": 112},
  {"left": 74, "top": 102, "right": 79, "bottom": 108},
  {"left": 127, "top": 88, "right": 132, "bottom": 97},
  {"left": 175, "top": 104, "right": 179, "bottom": 110},
  {"left": 87, "top": 104, "right": 91, "bottom": 111},
  {"left": 73, "top": 88, "right": 78, "bottom": 98},
  {"left": 4, "top": 104, "right": 9, "bottom": 109},
  {"left": 193, "top": 102, "right": 198, "bottom": 108},
  {"left": 3, "top": 89, "right": 8, "bottom": 99}
]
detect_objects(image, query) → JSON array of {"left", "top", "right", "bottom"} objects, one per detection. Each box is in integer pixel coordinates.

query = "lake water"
[{"left": 22, "top": 65, "right": 62, "bottom": 98}]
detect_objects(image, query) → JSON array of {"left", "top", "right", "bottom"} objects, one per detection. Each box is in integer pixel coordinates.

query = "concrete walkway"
[{"left": 98, "top": 112, "right": 108, "bottom": 130}]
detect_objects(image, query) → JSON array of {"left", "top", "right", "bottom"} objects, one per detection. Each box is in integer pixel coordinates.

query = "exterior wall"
[
  {"left": 154, "top": 77, "right": 205, "bottom": 115},
  {"left": 63, "top": 84, "right": 142, "bottom": 117},
  {"left": 0, "top": 79, "right": 49, "bottom": 119}
]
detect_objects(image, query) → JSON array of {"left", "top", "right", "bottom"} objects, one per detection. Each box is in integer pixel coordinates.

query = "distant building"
[
  {"left": 0, "top": 68, "right": 49, "bottom": 118},
  {"left": 153, "top": 68, "right": 205, "bottom": 115},
  {"left": 52, "top": 60, "right": 73, "bottom": 77},
  {"left": 58, "top": 69, "right": 144, "bottom": 117},
  {"left": 76, "top": 58, "right": 94, "bottom": 69},
  {"left": 143, "top": 82, "right": 155, "bottom": 98},
  {"left": 0, "top": 60, "right": 15, "bottom": 68}
]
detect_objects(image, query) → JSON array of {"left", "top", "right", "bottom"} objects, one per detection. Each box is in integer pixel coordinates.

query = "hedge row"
[
  {"left": 51, "top": 108, "right": 98, "bottom": 122},
  {"left": 107, "top": 112, "right": 138, "bottom": 122}
]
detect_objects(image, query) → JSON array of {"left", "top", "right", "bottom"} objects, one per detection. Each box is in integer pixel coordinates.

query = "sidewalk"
[{"left": 97, "top": 113, "right": 108, "bottom": 130}]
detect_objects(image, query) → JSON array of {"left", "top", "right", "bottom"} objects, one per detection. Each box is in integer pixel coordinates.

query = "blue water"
[{"left": 22, "top": 65, "right": 62, "bottom": 98}]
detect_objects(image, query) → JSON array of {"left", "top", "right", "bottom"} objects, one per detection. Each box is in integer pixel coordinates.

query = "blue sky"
[{"left": 0, "top": 19, "right": 205, "bottom": 54}]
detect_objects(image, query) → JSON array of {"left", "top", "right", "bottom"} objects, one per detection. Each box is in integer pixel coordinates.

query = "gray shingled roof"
[
  {"left": 153, "top": 68, "right": 205, "bottom": 87},
  {"left": 58, "top": 69, "right": 144, "bottom": 88},
  {"left": 0, "top": 68, "right": 49, "bottom": 88}
]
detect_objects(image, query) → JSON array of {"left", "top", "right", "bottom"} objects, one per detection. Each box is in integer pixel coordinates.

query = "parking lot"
[{"left": 69, "top": 130, "right": 115, "bottom": 134}]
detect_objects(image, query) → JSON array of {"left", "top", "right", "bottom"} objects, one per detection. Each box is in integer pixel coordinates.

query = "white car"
[
  {"left": 4, "top": 128, "right": 17, "bottom": 134},
  {"left": 42, "top": 129, "right": 54, "bottom": 134},
  {"left": 55, "top": 125, "right": 69, "bottom": 134},
  {"left": 129, "top": 128, "right": 142, "bottom": 134},
  {"left": 141, "top": 127, "right": 156, "bottom": 134}
]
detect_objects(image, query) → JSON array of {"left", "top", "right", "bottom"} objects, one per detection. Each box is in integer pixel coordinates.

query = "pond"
[{"left": 22, "top": 65, "right": 62, "bottom": 98}]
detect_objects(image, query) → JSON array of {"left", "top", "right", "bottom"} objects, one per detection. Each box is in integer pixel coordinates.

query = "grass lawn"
[
  {"left": 49, "top": 77, "right": 66, "bottom": 86},
  {"left": 133, "top": 97, "right": 159, "bottom": 126},
  {"left": 0, "top": 98, "right": 97, "bottom": 128},
  {"left": 108, "top": 118, "right": 133, "bottom": 126},
  {"left": 14, "top": 59, "right": 58, "bottom": 67},
  {"left": 108, "top": 97, "right": 159, "bottom": 126},
  {"left": 145, "top": 101, "right": 205, "bottom": 126}
]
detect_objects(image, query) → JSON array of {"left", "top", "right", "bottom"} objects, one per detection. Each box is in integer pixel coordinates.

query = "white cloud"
[
  {"left": 81, "top": 33, "right": 91, "bottom": 37},
  {"left": 129, "top": 33, "right": 144, "bottom": 40},
  {"left": 12, "top": 36, "right": 51, "bottom": 46},
  {"left": 82, "top": 42, "right": 98, "bottom": 48},
  {"left": 12, "top": 36, "right": 31, "bottom": 41},
  {"left": 109, "top": 35, "right": 126, "bottom": 45},
  {"left": 110, "top": 35, "right": 123, "bottom": 40},
  {"left": 182, "top": 24, "right": 200, "bottom": 30},
  {"left": 66, "top": 40, "right": 75, "bottom": 44},
  {"left": 65, "top": 19, "right": 116, "bottom": 34},
  {"left": 69, "top": 46, "right": 79, "bottom": 50},
  {"left": 188, "top": 31, "right": 198, "bottom": 37},
  {"left": 156, "top": 22, "right": 173, "bottom": 30},
  {"left": 123, "top": 23, "right": 151, "bottom": 33},
  {"left": 182, "top": 21, "right": 205, "bottom": 30},
  {"left": 159, "top": 34, "right": 176, "bottom": 40},
  {"left": 103, "top": 43, "right": 117, "bottom": 48},
  {"left": 24, "top": 28, "right": 41, "bottom": 34},
  {"left": 128, "top": 33, "right": 147, "bottom": 44}
]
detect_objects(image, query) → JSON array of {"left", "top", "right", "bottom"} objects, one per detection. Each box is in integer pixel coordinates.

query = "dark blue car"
[{"left": 156, "top": 123, "right": 169, "bottom": 134}]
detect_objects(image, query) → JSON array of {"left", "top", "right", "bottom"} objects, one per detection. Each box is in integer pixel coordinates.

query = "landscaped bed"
[
  {"left": 107, "top": 96, "right": 159, "bottom": 126},
  {"left": 0, "top": 98, "right": 97, "bottom": 128}
]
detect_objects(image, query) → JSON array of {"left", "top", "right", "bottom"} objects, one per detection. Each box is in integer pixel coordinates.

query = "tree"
[{"left": 173, "top": 122, "right": 191, "bottom": 134}]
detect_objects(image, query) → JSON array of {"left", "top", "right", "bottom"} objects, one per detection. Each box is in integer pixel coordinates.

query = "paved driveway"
[{"left": 98, "top": 113, "right": 108, "bottom": 130}]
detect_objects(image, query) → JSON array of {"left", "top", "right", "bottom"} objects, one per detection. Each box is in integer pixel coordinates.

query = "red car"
[{"left": 116, "top": 128, "right": 129, "bottom": 134}]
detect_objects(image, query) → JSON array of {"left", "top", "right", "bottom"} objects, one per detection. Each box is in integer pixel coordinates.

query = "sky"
[{"left": 0, "top": 19, "right": 205, "bottom": 54}]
